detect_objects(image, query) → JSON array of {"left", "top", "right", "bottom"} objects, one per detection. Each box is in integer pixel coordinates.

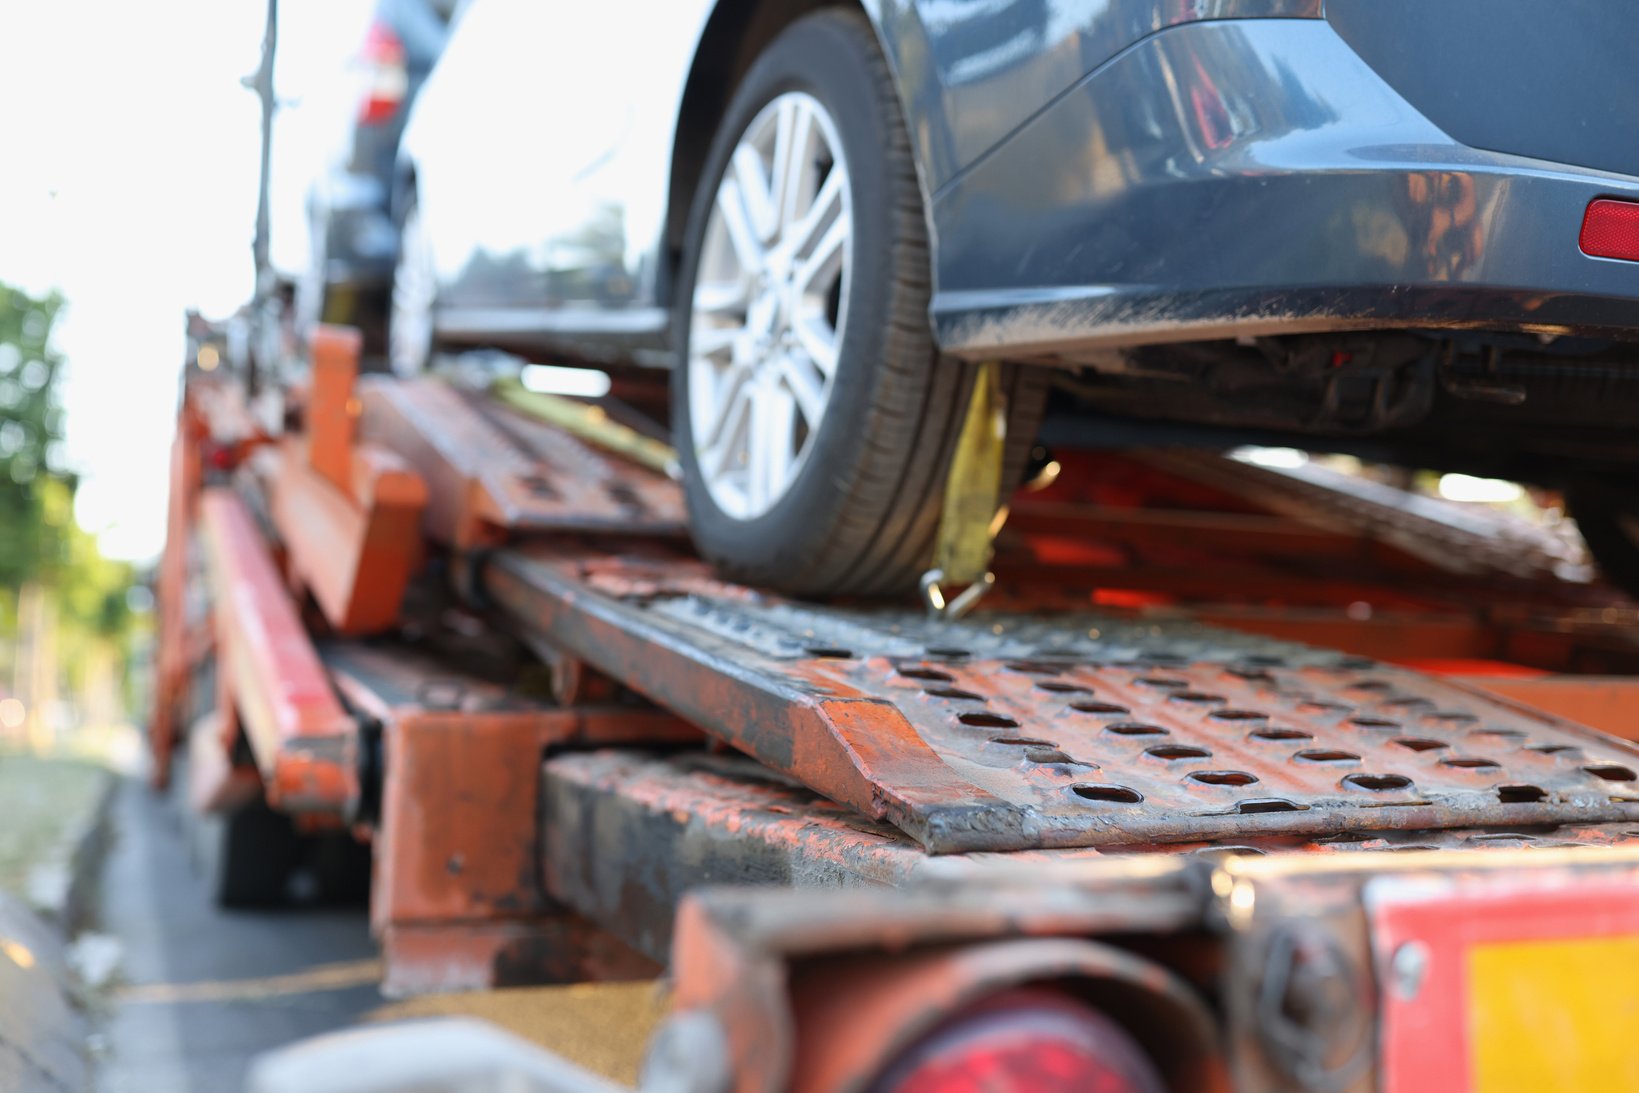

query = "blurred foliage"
[
  {"left": 0, "top": 283, "right": 72, "bottom": 590},
  {"left": 0, "top": 281, "right": 141, "bottom": 716}
]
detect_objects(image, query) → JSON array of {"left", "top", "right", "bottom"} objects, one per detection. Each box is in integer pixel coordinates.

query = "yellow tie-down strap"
[{"left": 924, "top": 361, "right": 1008, "bottom": 617}]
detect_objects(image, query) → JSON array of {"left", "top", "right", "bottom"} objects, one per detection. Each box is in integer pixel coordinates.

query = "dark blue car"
[{"left": 395, "top": 0, "right": 1639, "bottom": 596}]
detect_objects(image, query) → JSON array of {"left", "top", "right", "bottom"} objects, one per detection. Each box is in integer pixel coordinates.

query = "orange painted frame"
[
  {"left": 198, "top": 488, "right": 358, "bottom": 813},
  {"left": 1370, "top": 866, "right": 1639, "bottom": 1093}
]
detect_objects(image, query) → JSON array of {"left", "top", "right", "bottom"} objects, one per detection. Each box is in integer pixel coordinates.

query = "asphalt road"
[{"left": 93, "top": 778, "right": 382, "bottom": 1093}]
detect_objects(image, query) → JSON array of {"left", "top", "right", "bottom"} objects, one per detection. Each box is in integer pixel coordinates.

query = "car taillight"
[
  {"left": 358, "top": 21, "right": 408, "bottom": 126},
  {"left": 876, "top": 989, "right": 1166, "bottom": 1093},
  {"left": 1579, "top": 198, "right": 1639, "bottom": 262}
]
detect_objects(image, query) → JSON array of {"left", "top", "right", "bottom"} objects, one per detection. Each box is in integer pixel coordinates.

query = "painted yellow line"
[{"left": 115, "top": 958, "right": 381, "bottom": 1004}]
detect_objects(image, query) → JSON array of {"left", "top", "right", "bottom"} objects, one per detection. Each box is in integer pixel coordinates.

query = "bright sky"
[{"left": 0, "top": 0, "right": 369, "bottom": 564}]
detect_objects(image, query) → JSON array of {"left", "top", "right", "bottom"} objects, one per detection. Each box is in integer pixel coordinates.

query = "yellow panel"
[{"left": 1470, "top": 935, "right": 1639, "bottom": 1093}]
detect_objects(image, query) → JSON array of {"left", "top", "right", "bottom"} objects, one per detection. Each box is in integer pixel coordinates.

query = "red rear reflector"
[
  {"left": 1579, "top": 199, "right": 1639, "bottom": 261},
  {"left": 357, "top": 21, "right": 408, "bottom": 126},
  {"left": 880, "top": 990, "right": 1165, "bottom": 1093}
]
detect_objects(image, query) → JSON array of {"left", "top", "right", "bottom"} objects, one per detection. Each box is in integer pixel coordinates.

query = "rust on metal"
[
  {"left": 268, "top": 438, "right": 427, "bottom": 635},
  {"left": 327, "top": 641, "right": 697, "bottom": 995},
  {"left": 542, "top": 749, "right": 1639, "bottom": 963},
  {"left": 357, "top": 377, "right": 684, "bottom": 547},
  {"left": 198, "top": 488, "right": 358, "bottom": 812},
  {"left": 488, "top": 548, "right": 1639, "bottom": 854}
]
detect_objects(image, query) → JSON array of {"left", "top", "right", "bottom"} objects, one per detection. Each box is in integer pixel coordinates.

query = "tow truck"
[{"left": 151, "top": 319, "right": 1639, "bottom": 1093}]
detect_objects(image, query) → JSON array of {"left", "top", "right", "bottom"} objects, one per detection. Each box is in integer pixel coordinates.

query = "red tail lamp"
[
  {"left": 1579, "top": 199, "right": 1639, "bottom": 262},
  {"left": 876, "top": 989, "right": 1166, "bottom": 1093}
]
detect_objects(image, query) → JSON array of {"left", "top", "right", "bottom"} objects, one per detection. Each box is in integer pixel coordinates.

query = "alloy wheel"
[{"left": 687, "top": 91, "right": 852, "bottom": 520}]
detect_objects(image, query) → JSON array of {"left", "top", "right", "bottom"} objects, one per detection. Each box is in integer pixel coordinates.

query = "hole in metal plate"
[
  {"left": 1497, "top": 784, "right": 1548, "bottom": 804},
  {"left": 1171, "top": 691, "right": 1227, "bottom": 704},
  {"left": 1251, "top": 728, "right": 1313, "bottom": 742},
  {"left": 1189, "top": 770, "right": 1259, "bottom": 787},
  {"left": 1441, "top": 757, "right": 1501, "bottom": 770},
  {"left": 1425, "top": 710, "right": 1479, "bottom": 725},
  {"left": 925, "top": 687, "right": 986, "bottom": 702},
  {"left": 1107, "top": 723, "right": 1169, "bottom": 737},
  {"left": 1343, "top": 773, "right": 1414, "bottom": 791},
  {"left": 1348, "top": 717, "right": 1401, "bottom": 730},
  {"left": 899, "top": 666, "right": 955, "bottom": 682},
  {"left": 1585, "top": 764, "right": 1638, "bottom": 782},
  {"left": 1209, "top": 708, "right": 1269, "bottom": 721},
  {"left": 925, "top": 646, "right": 971, "bottom": 660},
  {"left": 803, "top": 646, "right": 853, "bottom": 659},
  {"left": 1529, "top": 744, "right": 1580, "bottom": 756},
  {"left": 1393, "top": 737, "right": 1449, "bottom": 752},
  {"left": 1072, "top": 784, "right": 1144, "bottom": 804},
  {"left": 1005, "top": 660, "right": 1067, "bottom": 675},
  {"left": 990, "top": 737, "right": 1058, "bottom": 748},
  {"left": 1300, "top": 702, "right": 1352, "bottom": 715},
  {"left": 1146, "top": 744, "right": 1211, "bottom": 761},
  {"left": 1135, "top": 676, "right": 1189, "bottom": 689},
  {"left": 1237, "top": 798, "right": 1306, "bottom": 814},
  {"left": 1071, "top": 701, "right": 1131, "bottom": 716},
  {"left": 1025, "top": 746, "right": 1081, "bottom": 765},
  {"left": 1295, "top": 749, "right": 1361, "bottom": 764},
  {"left": 1036, "top": 681, "right": 1093, "bottom": 695},
  {"left": 957, "top": 711, "right": 1019, "bottom": 729}
]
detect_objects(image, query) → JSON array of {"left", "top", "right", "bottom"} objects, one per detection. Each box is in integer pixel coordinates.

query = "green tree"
[{"left": 0, "top": 283, "right": 71, "bottom": 592}]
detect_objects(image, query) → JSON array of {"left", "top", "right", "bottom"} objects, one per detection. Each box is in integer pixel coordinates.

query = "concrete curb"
[
  {"left": 0, "top": 764, "right": 116, "bottom": 1091},
  {"left": 26, "top": 766, "right": 116, "bottom": 934},
  {"left": 0, "top": 894, "right": 91, "bottom": 1091}
]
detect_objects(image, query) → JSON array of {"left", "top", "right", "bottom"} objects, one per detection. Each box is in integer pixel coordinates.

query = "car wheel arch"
[{"left": 661, "top": 0, "right": 936, "bottom": 310}]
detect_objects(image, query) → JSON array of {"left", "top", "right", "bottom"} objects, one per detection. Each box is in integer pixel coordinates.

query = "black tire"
[
  {"left": 1569, "top": 482, "right": 1639, "bottom": 598},
  {"left": 207, "top": 799, "right": 302, "bottom": 909},
  {"left": 672, "top": 10, "right": 1046, "bottom": 599}
]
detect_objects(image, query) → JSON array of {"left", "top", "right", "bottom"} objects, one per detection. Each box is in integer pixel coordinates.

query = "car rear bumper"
[{"left": 930, "top": 18, "right": 1639, "bottom": 362}]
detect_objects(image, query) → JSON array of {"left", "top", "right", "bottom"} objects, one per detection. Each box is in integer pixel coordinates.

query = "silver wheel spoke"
[
  {"left": 688, "top": 91, "right": 851, "bottom": 521},
  {"left": 776, "top": 355, "right": 827, "bottom": 425},
  {"left": 772, "top": 97, "right": 817, "bottom": 230},
  {"left": 715, "top": 180, "right": 765, "bottom": 272},
  {"left": 730, "top": 144, "right": 777, "bottom": 242},
  {"left": 747, "top": 382, "right": 795, "bottom": 511},
  {"left": 690, "top": 321, "right": 743, "bottom": 359},
  {"left": 790, "top": 311, "right": 838, "bottom": 376},
  {"left": 785, "top": 168, "right": 844, "bottom": 261},
  {"left": 795, "top": 214, "right": 848, "bottom": 295}
]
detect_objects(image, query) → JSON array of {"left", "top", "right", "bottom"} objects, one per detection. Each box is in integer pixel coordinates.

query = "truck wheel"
[
  {"left": 206, "top": 799, "right": 302, "bottom": 909},
  {"left": 672, "top": 10, "right": 1045, "bottom": 598},
  {"left": 1569, "top": 483, "right": 1639, "bottom": 599}
]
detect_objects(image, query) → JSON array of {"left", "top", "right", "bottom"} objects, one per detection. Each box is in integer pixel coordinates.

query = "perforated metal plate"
[{"left": 488, "top": 550, "right": 1639, "bottom": 853}]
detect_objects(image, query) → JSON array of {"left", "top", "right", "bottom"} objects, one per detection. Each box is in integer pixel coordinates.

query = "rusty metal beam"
[
  {"left": 357, "top": 377, "right": 685, "bottom": 548},
  {"left": 268, "top": 439, "right": 426, "bottom": 635},
  {"left": 198, "top": 488, "right": 358, "bottom": 813},
  {"left": 324, "top": 640, "right": 697, "bottom": 994}
]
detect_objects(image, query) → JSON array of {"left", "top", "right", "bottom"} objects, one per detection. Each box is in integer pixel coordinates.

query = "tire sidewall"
[{"left": 672, "top": 14, "right": 919, "bottom": 567}]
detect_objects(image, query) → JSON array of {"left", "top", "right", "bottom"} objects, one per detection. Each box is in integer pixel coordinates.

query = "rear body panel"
[{"left": 932, "top": 18, "right": 1639, "bottom": 359}]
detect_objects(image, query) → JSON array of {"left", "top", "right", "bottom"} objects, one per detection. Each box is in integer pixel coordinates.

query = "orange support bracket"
[
  {"left": 271, "top": 324, "right": 428, "bottom": 635},
  {"left": 199, "top": 488, "right": 360, "bottom": 814}
]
